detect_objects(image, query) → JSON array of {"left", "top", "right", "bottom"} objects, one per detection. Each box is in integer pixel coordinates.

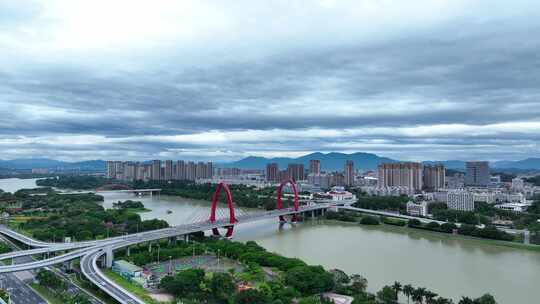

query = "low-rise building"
[
  {"left": 494, "top": 203, "right": 531, "bottom": 213},
  {"left": 322, "top": 292, "right": 354, "bottom": 304},
  {"left": 447, "top": 190, "right": 475, "bottom": 211},
  {"left": 112, "top": 260, "right": 143, "bottom": 279},
  {"left": 406, "top": 201, "right": 429, "bottom": 217},
  {"left": 315, "top": 186, "right": 357, "bottom": 203}
]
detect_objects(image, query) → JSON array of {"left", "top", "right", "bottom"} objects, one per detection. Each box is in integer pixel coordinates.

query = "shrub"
[
  {"left": 360, "top": 216, "right": 380, "bottom": 225},
  {"left": 425, "top": 222, "right": 441, "bottom": 230},
  {"left": 383, "top": 217, "right": 407, "bottom": 226},
  {"left": 408, "top": 219, "right": 422, "bottom": 227},
  {"left": 440, "top": 223, "right": 458, "bottom": 233}
]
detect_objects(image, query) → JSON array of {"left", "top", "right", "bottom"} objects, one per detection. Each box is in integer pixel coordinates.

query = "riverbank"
[{"left": 323, "top": 216, "right": 540, "bottom": 252}]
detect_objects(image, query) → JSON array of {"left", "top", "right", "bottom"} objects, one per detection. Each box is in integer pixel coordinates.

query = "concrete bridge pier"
[
  {"left": 105, "top": 246, "right": 114, "bottom": 268},
  {"left": 63, "top": 260, "right": 73, "bottom": 271},
  {"left": 184, "top": 235, "right": 190, "bottom": 242},
  {"left": 524, "top": 230, "right": 530, "bottom": 245},
  {"left": 148, "top": 242, "right": 153, "bottom": 253},
  {"left": 168, "top": 237, "right": 177, "bottom": 246},
  {"left": 126, "top": 246, "right": 131, "bottom": 257}
]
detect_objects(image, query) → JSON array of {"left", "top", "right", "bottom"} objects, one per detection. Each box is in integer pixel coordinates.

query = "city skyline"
[{"left": 1, "top": 1, "right": 540, "bottom": 162}]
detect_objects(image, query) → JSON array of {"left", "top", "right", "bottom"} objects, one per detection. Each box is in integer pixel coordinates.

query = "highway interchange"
[{"left": 0, "top": 204, "right": 331, "bottom": 304}]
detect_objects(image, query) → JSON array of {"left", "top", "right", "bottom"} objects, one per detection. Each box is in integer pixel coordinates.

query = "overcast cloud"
[{"left": 1, "top": 0, "right": 539, "bottom": 162}]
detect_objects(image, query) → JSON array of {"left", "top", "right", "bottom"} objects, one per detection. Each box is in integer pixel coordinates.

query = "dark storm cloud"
[{"left": 1, "top": 1, "right": 540, "bottom": 161}]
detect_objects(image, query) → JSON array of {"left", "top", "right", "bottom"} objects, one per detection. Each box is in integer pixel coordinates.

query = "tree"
[
  {"left": 440, "top": 223, "right": 457, "bottom": 233},
  {"left": 426, "top": 222, "right": 441, "bottom": 230},
  {"left": 403, "top": 284, "right": 414, "bottom": 304},
  {"left": 412, "top": 287, "right": 426, "bottom": 304},
  {"left": 350, "top": 274, "right": 368, "bottom": 294},
  {"left": 474, "top": 294, "right": 497, "bottom": 304},
  {"left": 209, "top": 272, "right": 235, "bottom": 302},
  {"left": 284, "top": 266, "right": 334, "bottom": 295},
  {"left": 36, "top": 269, "right": 64, "bottom": 290},
  {"left": 458, "top": 297, "right": 474, "bottom": 304},
  {"left": 391, "top": 281, "right": 402, "bottom": 301},
  {"left": 424, "top": 290, "right": 438, "bottom": 304},
  {"left": 360, "top": 216, "right": 380, "bottom": 225},
  {"left": 234, "top": 289, "right": 269, "bottom": 304},
  {"left": 408, "top": 219, "right": 422, "bottom": 227},
  {"left": 434, "top": 297, "right": 453, "bottom": 304},
  {"left": 160, "top": 269, "right": 205, "bottom": 298},
  {"left": 377, "top": 285, "right": 397, "bottom": 304}
]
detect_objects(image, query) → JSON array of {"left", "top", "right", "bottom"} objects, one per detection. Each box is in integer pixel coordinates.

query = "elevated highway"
[{"left": 0, "top": 180, "right": 331, "bottom": 304}]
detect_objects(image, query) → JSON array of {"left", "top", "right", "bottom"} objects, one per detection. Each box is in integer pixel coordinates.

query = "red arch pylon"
[
  {"left": 209, "top": 181, "right": 236, "bottom": 237},
  {"left": 276, "top": 179, "right": 299, "bottom": 223}
]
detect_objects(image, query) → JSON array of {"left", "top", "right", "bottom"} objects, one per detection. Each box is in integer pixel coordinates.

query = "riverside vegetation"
[
  {"left": 353, "top": 193, "right": 540, "bottom": 244},
  {"left": 1, "top": 189, "right": 167, "bottom": 241},
  {"left": 37, "top": 176, "right": 298, "bottom": 210},
  {"left": 113, "top": 236, "right": 496, "bottom": 304}
]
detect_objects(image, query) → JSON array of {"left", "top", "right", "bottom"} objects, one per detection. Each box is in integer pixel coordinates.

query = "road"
[
  {"left": 0, "top": 234, "right": 103, "bottom": 304},
  {"left": 0, "top": 204, "right": 332, "bottom": 304},
  {"left": 0, "top": 236, "right": 46, "bottom": 304},
  {"left": 80, "top": 249, "right": 145, "bottom": 304},
  {"left": 339, "top": 206, "right": 527, "bottom": 234}
]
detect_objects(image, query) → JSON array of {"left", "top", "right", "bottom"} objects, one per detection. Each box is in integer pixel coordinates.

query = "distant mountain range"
[
  {"left": 1, "top": 154, "right": 540, "bottom": 172},
  {"left": 226, "top": 153, "right": 540, "bottom": 171},
  {"left": 223, "top": 152, "right": 397, "bottom": 171},
  {"left": 0, "top": 159, "right": 106, "bottom": 171}
]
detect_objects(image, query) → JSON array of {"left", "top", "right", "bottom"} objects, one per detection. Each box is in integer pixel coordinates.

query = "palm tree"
[
  {"left": 458, "top": 297, "right": 474, "bottom": 304},
  {"left": 424, "top": 291, "right": 438, "bottom": 304},
  {"left": 434, "top": 297, "right": 454, "bottom": 304},
  {"left": 412, "top": 287, "right": 427, "bottom": 304},
  {"left": 403, "top": 284, "right": 414, "bottom": 304},
  {"left": 392, "top": 281, "right": 403, "bottom": 301}
]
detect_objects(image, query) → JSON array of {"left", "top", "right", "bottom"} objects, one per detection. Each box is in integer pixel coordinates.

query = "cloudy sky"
[{"left": 1, "top": 0, "right": 539, "bottom": 162}]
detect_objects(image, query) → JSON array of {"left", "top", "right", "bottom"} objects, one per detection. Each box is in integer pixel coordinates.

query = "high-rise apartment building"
[
  {"left": 124, "top": 162, "right": 137, "bottom": 181},
  {"left": 176, "top": 160, "right": 186, "bottom": 180},
  {"left": 266, "top": 163, "right": 279, "bottom": 182},
  {"left": 164, "top": 160, "right": 173, "bottom": 180},
  {"left": 309, "top": 160, "right": 321, "bottom": 175},
  {"left": 287, "top": 163, "right": 305, "bottom": 181},
  {"left": 196, "top": 162, "right": 205, "bottom": 179},
  {"left": 377, "top": 162, "right": 423, "bottom": 191},
  {"left": 329, "top": 172, "right": 345, "bottom": 187},
  {"left": 151, "top": 160, "right": 161, "bottom": 181},
  {"left": 307, "top": 173, "right": 330, "bottom": 189},
  {"left": 113, "top": 161, "right": 124, "bottom": 180},
  {"left": 206, "top": 162, "right": 213, "bottom": 179},
  {"left": 423, "top": 164, "right": 446, "bottom": 191},
  {"left": 465, "top": 161, "right": 490, "bottom": 187},
  {"left": 186, "top": 162, "right": 197, "bottom": 181},
  {"left": 344, "top": 160, "right": 354, "bottom": 186},
  {"left": 106, "top": 159, "right": 211, "bottom": 181},
  {"left": 106, "top": 161, "right": 115, "bottom": 179}
]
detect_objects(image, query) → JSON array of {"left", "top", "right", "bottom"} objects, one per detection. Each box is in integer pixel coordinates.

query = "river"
[{"left": 1, "top": 178, "right": 539, "bottom": 303}]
